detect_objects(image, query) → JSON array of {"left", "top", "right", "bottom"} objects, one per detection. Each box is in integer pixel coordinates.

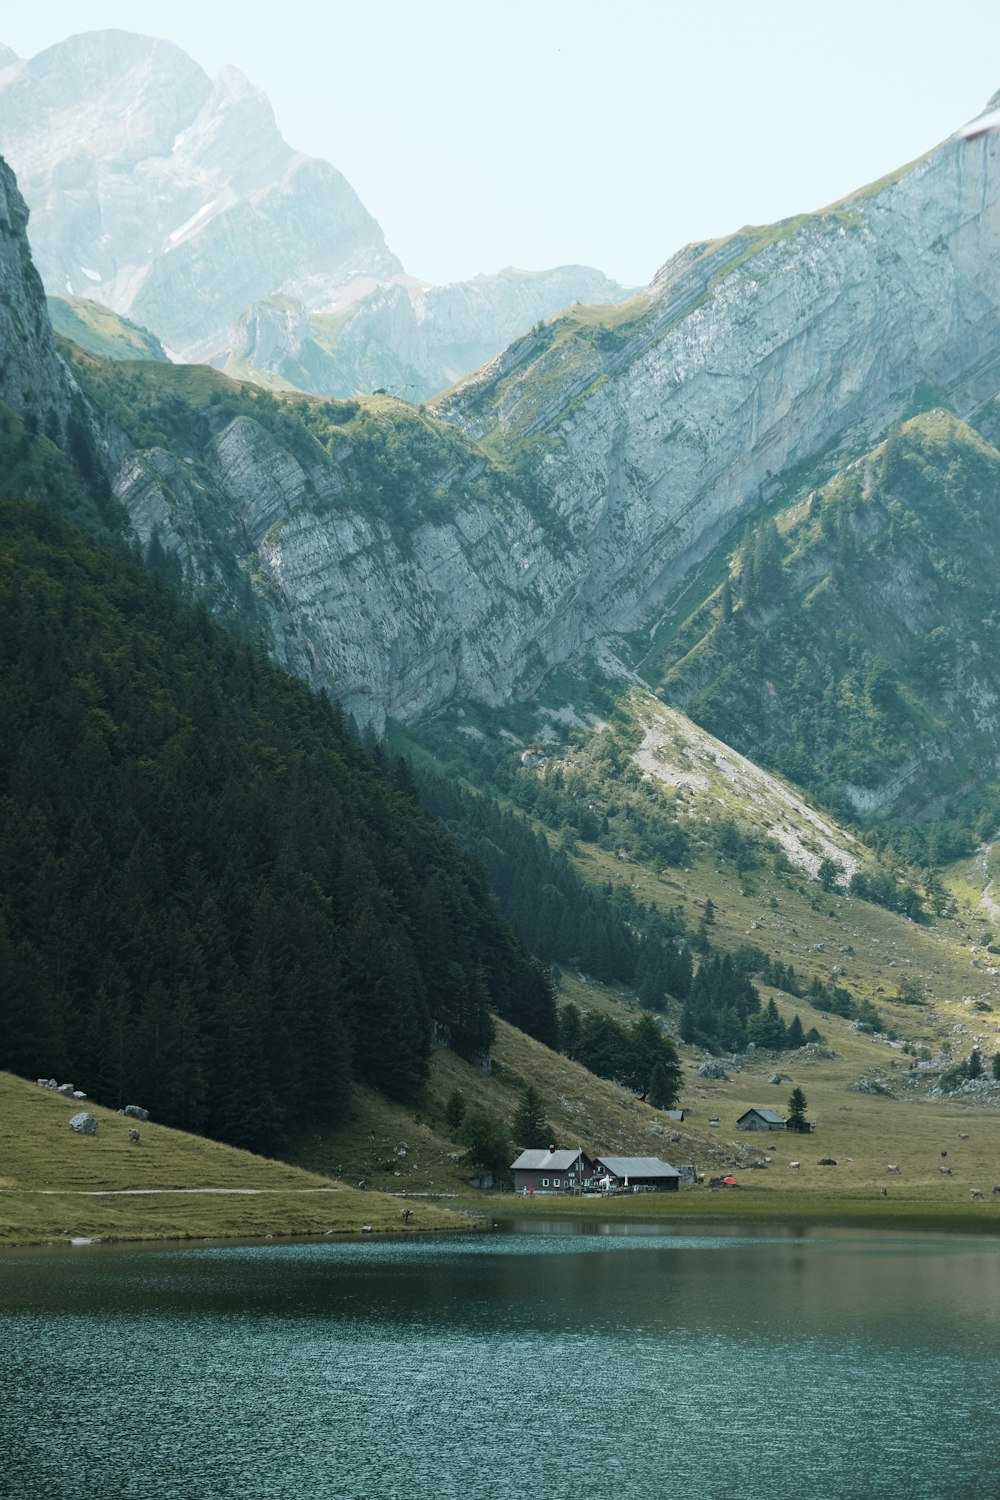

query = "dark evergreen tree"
[
  {"left": 787, "top": 1086, "right": 809, "bottom": 1132},
  {"left": 512, "top": 1085, "right": 551, "bottom": 1149},
  {"left": 0, "top": 498, "right": 555, "bottom": 1150}
]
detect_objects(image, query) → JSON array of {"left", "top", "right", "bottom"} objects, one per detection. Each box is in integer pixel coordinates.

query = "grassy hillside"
[
  {"left": 49, "top": 298, "right": 168, "bottom": 362},
  {"left": 394, "top": 674, "right": 1000, "bottom": 1228},
  {"left": 0, "top": 1071, "right": 467, "bottom": 1246}
]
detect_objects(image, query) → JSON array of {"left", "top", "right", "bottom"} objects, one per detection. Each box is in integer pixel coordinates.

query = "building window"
[
  {"left": 553, "top": 1179, "right": 561, "bottom": 1189},
  {"left": 541, "top": 1177, "right": 549, "bottom": 1187}
]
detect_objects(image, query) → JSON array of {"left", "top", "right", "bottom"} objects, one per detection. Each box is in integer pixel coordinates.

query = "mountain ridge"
[{"left": 0, "top": 30, "right": 631, "bottom": 394}]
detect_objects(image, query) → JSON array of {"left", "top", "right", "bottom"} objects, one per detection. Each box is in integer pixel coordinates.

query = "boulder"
[
  {"left": 698, "top": 1060, "right": 728, "bottom": 1080},
  {"left": 853, "top": 1077, "right": 895, "bottom": 1097},
  {"left": 122, "top": 1104, "right": 149, "bottom": 1121},
  {"left": 69, "top": 1112, "right": 98, "bottom": 1135}
]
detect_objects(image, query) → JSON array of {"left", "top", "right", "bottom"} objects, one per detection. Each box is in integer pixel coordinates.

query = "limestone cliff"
[
  {"left": 439, "top": 128, "right": 1000, "bottom": 634},
  {"left": 80, "top": 117, "right": 1000, "bottom": 740},
  {"left": 0, "top": 156, "right": 75, "bottom": 427}
]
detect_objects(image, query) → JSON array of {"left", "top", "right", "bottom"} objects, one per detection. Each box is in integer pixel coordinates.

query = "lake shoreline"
[
  {"left": 4, "top": 1183, "right": 1000, "bottom": 1251},
  {"left": 448, "top": 1186, "right": 1000, "bottom": 1237}
]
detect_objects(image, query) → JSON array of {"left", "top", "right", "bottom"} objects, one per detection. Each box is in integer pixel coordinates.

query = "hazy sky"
[{"left": 4, "top": 2, "right": 1000, "bottom": 288}]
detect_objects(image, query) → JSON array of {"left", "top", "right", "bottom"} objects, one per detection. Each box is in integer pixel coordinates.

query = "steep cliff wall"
[
  {"left": 93, "top": 125, "right": 1000, "bottom": 734},
  {"left": 440, "top": 131, "right": 1000, "bottom": 633},
  {"left": 0, "top": 157, "right": 76, "bottom": 427}
]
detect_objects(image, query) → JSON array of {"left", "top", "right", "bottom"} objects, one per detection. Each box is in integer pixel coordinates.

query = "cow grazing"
[
  {"left": 399, "top": 1207, "right": 413, "bottom": 1224},
  {"left": 959, "top": 1133, "right": 970, "bottom": 1140},
  {"left": 886, "top": 1164, "right": 901, "bottom": 1174},
  {"left": 127, "top": 1127, "right": 140, "bottom": 1145},
  {"left": 992, "top": 1186, "right": 1000, "bottom": 1196},
  {"left": 939, "top": 1166, "right": 952, "bottom": 1175},
  {"left": 880, "top": 1186, "right": 889, "bottom": 1197},
  {"left": 788, "top": 1161, "right": 800, "bottom": 1170},
  {"left": 941, "top": 1151, "right": 948, "bottom": 1158},
  {"left": 971, "top": 1189, "right": 985, "bottom": 1200}
]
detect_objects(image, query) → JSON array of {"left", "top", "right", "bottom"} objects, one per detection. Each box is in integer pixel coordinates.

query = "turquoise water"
[{"left": 2, "top": 1222, "right": 999, "bottom": 1498}]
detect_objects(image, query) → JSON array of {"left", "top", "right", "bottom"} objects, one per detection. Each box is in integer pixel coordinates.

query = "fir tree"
[
  {"left": 512, "top": 1085, "right": 551, "bottom": 1150},
  {"left": 787, "top": 1086, "right": 809, "bottom": 1132}
]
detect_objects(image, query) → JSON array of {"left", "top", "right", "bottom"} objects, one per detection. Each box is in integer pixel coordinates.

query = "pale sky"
[{"left": 4, "top": 1, "right": 1000, "bottom": 289}]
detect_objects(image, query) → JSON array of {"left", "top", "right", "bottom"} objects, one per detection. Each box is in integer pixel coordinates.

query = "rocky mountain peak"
[
  {"left": 0, "top": 30, "right": 401, "bottom": 358},
  {"left": 6, "top": 30, "right": 211, "bottom": 172}
]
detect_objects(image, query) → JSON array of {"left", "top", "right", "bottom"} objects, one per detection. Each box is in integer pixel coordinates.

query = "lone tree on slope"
[{"left": 787, "top": 1086, "right": 810, "bottom": 1133}]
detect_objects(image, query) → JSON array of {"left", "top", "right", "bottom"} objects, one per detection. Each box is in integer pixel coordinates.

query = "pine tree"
[
  {"left": 512, "top": 1085, "right": 551, "bottom": 1150},
  {"left": 787, "top": 1086, "right": 809, "bottom": 1132}
]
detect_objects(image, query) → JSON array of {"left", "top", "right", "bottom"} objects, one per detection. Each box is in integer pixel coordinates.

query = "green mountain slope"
[
  {"left": 48, "top": 298, "right": 169, "bottom": 363},
  {"left": 649, "top": 409, "right": 1000, "bottom": 847}
]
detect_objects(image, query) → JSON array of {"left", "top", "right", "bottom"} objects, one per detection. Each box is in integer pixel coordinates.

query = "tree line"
[{"left": 0, "top": 500, "right": 557, "bottom": 1153}]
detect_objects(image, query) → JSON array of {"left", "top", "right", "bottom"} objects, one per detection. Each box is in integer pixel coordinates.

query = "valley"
[{"left": 3, "top": 29, "right": 1000, "bottom": 1252}]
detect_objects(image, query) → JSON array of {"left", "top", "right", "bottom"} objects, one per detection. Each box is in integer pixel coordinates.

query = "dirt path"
[{"left": 23, "top": 1186, "right": 343, "bottom": 1197}]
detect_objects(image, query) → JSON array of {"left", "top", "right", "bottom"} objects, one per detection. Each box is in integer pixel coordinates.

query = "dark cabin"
[{"left": 510, "top": 1148, "right": 594, "bottom": 1194}]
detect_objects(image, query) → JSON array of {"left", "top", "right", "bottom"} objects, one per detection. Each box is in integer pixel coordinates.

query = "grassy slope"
[
  {"left": 0, "top": 1072, "right": 471, "bottom": 1247},
  {"left": 387, "top": 679, "right": 1000, "bottom": 1230},
  {"left": 643, "top": 409, "right": 1000, "bottom": 823},
  {"left": 48, "top": 298, "right": 167, "bottom": 362}
]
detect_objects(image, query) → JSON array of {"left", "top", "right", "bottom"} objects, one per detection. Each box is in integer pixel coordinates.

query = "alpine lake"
[{"left": 3, "top": 1219, "right": 999, "bottom": 1499}]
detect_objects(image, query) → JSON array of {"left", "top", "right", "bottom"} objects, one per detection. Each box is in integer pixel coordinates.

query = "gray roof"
[
  {"left": 594, "top": 1155, "right": 680, "bottom": 1179},
  {"left": 738, "top": 1107, "right": 786, "bottom": 1124},
  {"left": 510, "top": 1149, "right": 585, "bottom": 1172}
]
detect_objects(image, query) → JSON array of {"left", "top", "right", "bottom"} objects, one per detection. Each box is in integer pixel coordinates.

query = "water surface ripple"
[{"left": 2, "top": 1224, "right": 998, "bottom": 1498}]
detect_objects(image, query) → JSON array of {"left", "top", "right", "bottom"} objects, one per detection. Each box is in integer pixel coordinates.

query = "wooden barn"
[{"left": 736, "top": 1107, "right": 786, "bottom": 1132}]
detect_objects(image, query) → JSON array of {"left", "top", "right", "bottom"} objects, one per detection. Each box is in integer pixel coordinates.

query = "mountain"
[
  {"left": 0, "top": 31, "right": 630, "bottom": 393},
  {"left": 438, "top": 126, "right": 1000, "bottom": 635},
  {"left": 221, "top": 266, "right": 634, "bottom": 401},
  {"left": 8, "top": 82, "right": 1000, "bottom": 828},
  {"left": 650, "top": 407, "right": 1000, "bottom": 834},
  {"left": 56, "top": 113, "right": 1000, "bottom": 752},
  {"left": 0, "top": 155, "right": 77, "bottom": 430},
  {"left": 0, "top": 30, "right": 403, "bottom": 359}
]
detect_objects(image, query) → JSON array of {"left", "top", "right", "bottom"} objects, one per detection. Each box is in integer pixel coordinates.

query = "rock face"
[
  {"left": 439, "top": 125, "right": 1000, "bottom": 636},
  {"left": 111, "top": 402, "right": 585, "bottom": 728},
  {"left": 0, "top": 30, "right": 402, "bottom": 359},
  {"left": 8, "top": 71, "right": 1000, "bottom": 750},
  {"left": 103, "top": 117, "right": 1000, "bottom": 732},
  {"left": 0, "top": 30, "right": 627, "bottom": 394},
  {"left": 224, "top": 266, "right": 634, "bottom": 400},
  {"left": 0, "top": 156, "right": 76, "bottom": 426}
]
